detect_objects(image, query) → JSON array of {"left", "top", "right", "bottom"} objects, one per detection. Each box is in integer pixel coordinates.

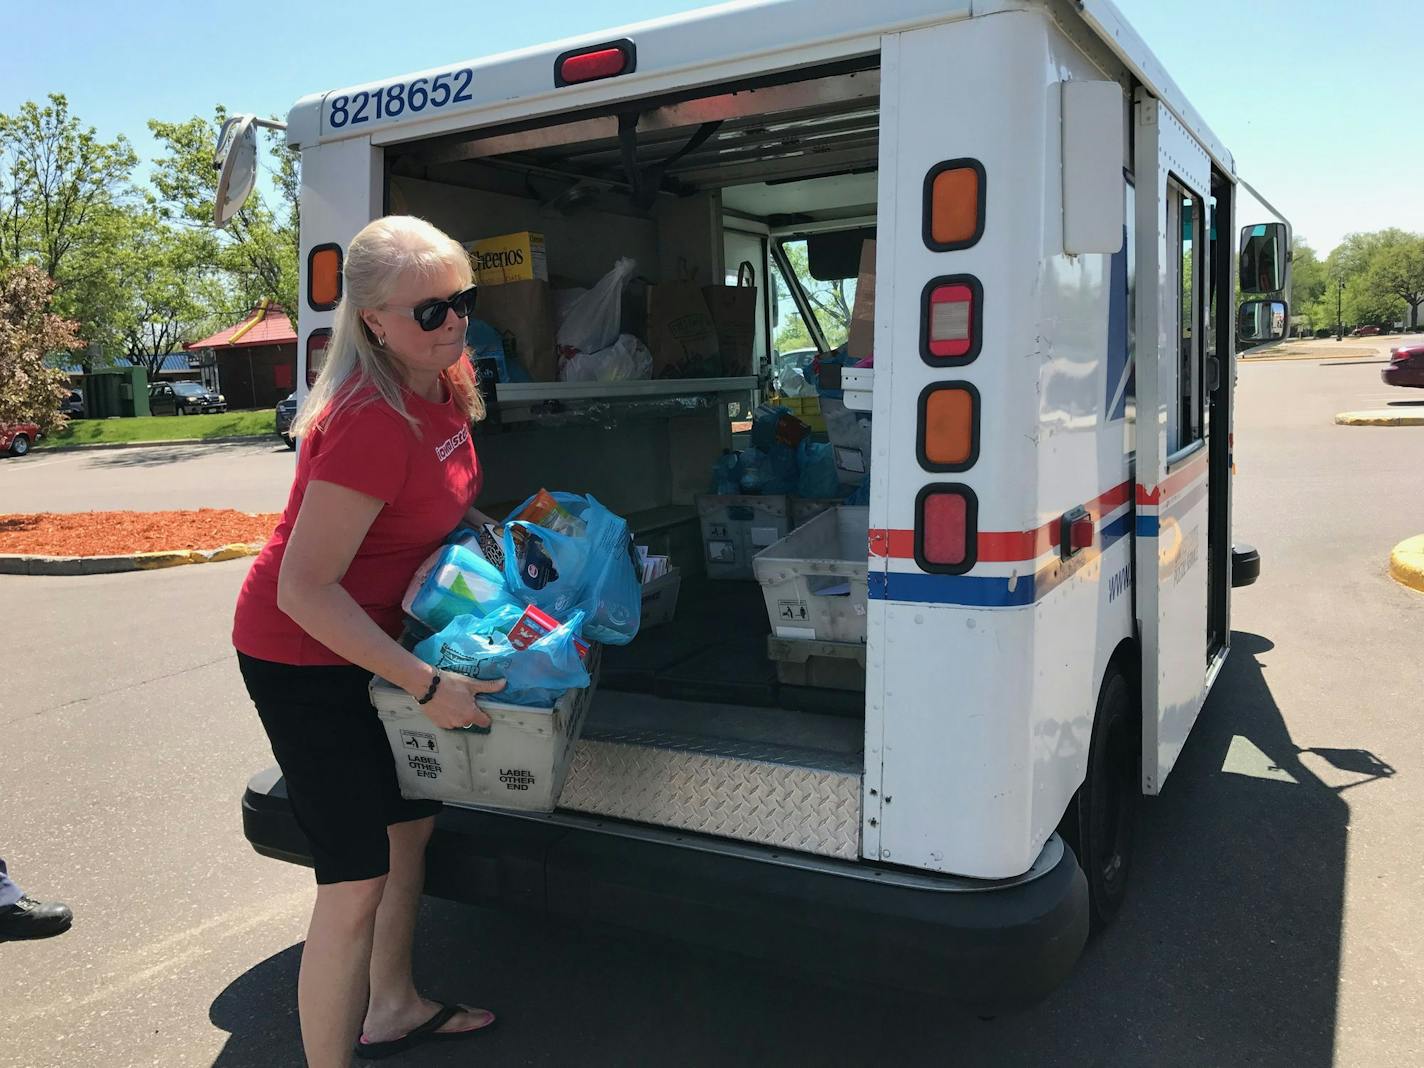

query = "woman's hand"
[{"left": 418, "top": 672, "right": 506, "bottom": 731}]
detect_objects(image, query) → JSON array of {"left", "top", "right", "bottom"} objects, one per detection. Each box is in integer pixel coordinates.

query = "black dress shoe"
[{"left": 0, "top": 895, "right": 73, "bottom": 940}]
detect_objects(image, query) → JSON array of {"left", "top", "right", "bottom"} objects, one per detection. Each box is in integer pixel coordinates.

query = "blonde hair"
[{"left": 293, "top": 215, "right": 484, "bottom": 438}]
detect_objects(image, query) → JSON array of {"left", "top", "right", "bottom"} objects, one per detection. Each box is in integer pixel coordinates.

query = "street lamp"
[{"left": 1336, "top": 279, "right": 1344, "bottom": 341}]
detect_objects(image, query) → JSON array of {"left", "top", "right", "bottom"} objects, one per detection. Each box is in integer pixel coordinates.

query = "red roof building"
[{"left": 185, "top": 302, "right": 298, "bottom": 410}]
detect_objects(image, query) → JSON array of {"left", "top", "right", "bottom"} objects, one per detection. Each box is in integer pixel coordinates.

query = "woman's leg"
[
  {"left": 301, "top": 874, "right": 387, "bottom": 1068},
  {"left": 361, "top": 816, "right": 493, "bottom": 1041}
]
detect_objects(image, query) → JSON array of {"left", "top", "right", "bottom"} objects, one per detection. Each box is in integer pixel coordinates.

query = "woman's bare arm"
[{"left": 277, "top": 479, "right": 500, "bottom": 728}]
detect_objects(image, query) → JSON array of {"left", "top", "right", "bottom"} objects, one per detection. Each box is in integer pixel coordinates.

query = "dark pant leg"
[{"left": 0, "top": 857, "right": 22, "bottom": 908}]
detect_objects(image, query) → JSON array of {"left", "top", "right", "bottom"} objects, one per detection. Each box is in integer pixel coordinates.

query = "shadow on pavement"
[
  {"left": 207, "top": 631, "right": 1370, "bottom": 1067},
  {"left": 90, "top": 441, "right": 288, "bottom": 469}
]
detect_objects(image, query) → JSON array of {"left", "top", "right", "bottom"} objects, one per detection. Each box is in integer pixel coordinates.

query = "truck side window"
[{"left": 1168, "top": 183, "right": 1204, "bottom": 453}]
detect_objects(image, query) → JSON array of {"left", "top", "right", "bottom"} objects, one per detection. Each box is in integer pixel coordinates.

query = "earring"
[{"left": 377, "top": 334, "right": 387, "bottom": 346}]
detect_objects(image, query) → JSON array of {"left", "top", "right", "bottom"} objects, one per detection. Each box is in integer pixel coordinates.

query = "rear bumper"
[
  {"left": 1382, "top": 366, "right": 1424, "bottom": 387},
  {"left": 244, "top": 767, "right": 1088, "bottom": 1011}
]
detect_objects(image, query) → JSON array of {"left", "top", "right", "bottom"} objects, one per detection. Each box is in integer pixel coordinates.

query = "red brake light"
[
  {"left": 915, "top": 485, "right": 978, "bottom": 574},
  {"left": 555, "top": 40, "right": 635, "bottom": 86}
]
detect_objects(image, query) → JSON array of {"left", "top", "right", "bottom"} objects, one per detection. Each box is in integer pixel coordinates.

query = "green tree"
[
  {"left": 1365, "top": 235, "right": 1424, "bottom": 329},
  {"left": 0, "top": 265, "right": 80, "bottom": 432},
  {"left": 773, "top": 240, "right": 854, "bottom": 352},
  {"left": 0, "top": 94, "right": 139, "bottom": 368},
  {"left": 148, "top": 113, "right": 299, "bottom": 319},
  {"left": 112, "top": 218, "right": 222, "bottom": 377}
]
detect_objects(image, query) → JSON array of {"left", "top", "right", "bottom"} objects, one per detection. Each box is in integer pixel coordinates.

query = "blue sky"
[{"left": 2, "top": 0, "right": 1418, "bottom": 254}]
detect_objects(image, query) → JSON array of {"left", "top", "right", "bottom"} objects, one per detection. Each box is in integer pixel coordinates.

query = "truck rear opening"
[{"left": 380, "top": 61, "right": 882, "bottom": 860}]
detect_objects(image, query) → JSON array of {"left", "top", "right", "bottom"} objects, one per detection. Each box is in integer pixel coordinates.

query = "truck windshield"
[{"left": 772, "top": 236, "right": 860, "bottom": 354}]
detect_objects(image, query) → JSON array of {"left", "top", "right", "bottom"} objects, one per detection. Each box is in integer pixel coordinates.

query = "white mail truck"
[{"left": 227, "top": 0, "right": 1283, "bottom": 1008}]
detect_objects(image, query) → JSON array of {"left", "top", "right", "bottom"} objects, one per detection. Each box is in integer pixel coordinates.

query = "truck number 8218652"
[{"left": 327, "top": 68, "right": 474, "bottom": 130}]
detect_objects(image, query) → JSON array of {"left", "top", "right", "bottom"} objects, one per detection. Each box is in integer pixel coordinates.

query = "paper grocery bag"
[
  {"left": 475, "top": 279, "right": 557, "bottom": 382},
  {"left": 846, "top": 239, "right": 876, "bottom": 362},
  {"left": 646, "top": 279, "right": 723, "bottom": 379},
  {"left": 703, "top": 261, "right": 758, "bottom": 377}
]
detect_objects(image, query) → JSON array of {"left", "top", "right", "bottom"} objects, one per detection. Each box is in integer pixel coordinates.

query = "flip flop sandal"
[{"left": 354, "top": 1003, "right": 497, "bottom": 1061}]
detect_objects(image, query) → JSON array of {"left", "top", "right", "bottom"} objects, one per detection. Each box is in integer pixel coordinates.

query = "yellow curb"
[
  {"left": 131, "top": 542, "right": 264, "bottom": 570},
  {"left": 203, "top": 542, "right": 263, "bottom": 563},
  {"left": 1389, "top": 536, "right": 1424, "bottom": 593},
  {"left": 1335, "top": 410, "right": 1424, "bottom": 426},
  {"left": 132, "top": 550, "right": 202, "bottom": 570}
]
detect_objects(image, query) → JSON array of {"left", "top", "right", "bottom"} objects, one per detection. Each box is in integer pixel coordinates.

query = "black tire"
[
  {"left": 9, "top": 433, "right": 30, "bottom": 457},
  {"left": 281, "top": 434, "right": 295, "bottom": 450},
  {"left": 1059, "top": 665, "right": 1138, "bottom": 931}
]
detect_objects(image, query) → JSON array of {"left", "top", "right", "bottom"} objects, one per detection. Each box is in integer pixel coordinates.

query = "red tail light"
[
  {"left": 555, "top": 40, "right": 636, "bottom": 86},
  {"left": 915, "top": 485, "right": 978, "bottom": 574}
]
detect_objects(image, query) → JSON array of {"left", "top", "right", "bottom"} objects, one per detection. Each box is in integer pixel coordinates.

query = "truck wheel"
[
  {"left": 9, "top": 433, "right": 30, "bottom": 457},
  {"left": 281, "top": 434, "right": 295, "bottom": 450},
  {"left": 1060, "top": 666, "right": 1138, "bottom": 931}
]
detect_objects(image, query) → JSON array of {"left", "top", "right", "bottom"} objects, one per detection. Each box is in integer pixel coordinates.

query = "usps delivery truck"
[{"left": 227, "top": 0, "right": 1286, "bottom": 1009}]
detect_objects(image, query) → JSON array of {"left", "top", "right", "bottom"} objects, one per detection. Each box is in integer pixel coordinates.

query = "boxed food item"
[
  {"left": 468, "top": 231, "right": 548, "bottom": 285},
  {"left": 402, "top": 544, "right": 517, "bottom": 632},
  {"left": 846, "top": 239, "right": 876, "bottom": 362}
]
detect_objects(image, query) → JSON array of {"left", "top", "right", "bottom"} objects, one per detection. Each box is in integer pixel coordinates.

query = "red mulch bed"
[{"left": 0, "top": 510, "right": 280, "bottom": 557}]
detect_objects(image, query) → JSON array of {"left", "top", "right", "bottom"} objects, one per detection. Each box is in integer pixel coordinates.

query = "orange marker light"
[
  {"left": 923, "top": 159, "right": 986, "bottom": 252},
  {"left": 919, "top": 385, "right": 977, "bottom": 470},
  {"left": 308, "top": 244, "right": 342, "bottom": 311}
]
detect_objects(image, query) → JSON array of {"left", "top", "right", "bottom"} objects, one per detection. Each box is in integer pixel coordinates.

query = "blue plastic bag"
[
  {"left": 413, "top": 607, "right": 591, "bottom": 708},
  {"left": 711, "top": 451, "right": 743, "bottom": 495},
  {"left": 464, "top": 317, "right": 509, "bottom": 383},
  {"left": 402, "top": 544, "right": 518, "bottom": 632},
  {"left": 797, "top": 440, "right": 840, "bottom": 499},
  {"left": 503, "top": 492, "right": 641, "bottom": 645}
]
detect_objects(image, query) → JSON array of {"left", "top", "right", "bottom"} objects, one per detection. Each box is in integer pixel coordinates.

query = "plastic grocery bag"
[
  {"left": 503, "top": 492, "right": 641, "bottom": 645},
  {"left": 413, "top": 606, "right": 591, "bottom": 708},
  {"left": 402, "top": 544, "right": 518, "bottom": 632},
  {"left": 797, "top": 440, "right": 841, "bottom": 499},
  {"left": 559, "top": 334, "right": 653, "bottom": 383},
  {"left": 555, "top": 257, "right": 638, "bottom": 358}
]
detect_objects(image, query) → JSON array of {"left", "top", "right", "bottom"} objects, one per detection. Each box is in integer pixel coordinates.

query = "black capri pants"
[{"left": 238, "top": 652, "right": 442, "bottom": 885}]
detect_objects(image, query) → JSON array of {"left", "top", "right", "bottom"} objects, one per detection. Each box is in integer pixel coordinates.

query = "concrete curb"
[
  {"left": 35, "top": 435, "right": 274, "bottom": 454},
  {"left": 1334, "top": 410, "right": 1424, "bottom": 427},
  {"left": 0, "top": 542, "right": 263, "bottom": 576},
  {"left": 1389, "top": 536, "right": 1424, "bottom": 594}
]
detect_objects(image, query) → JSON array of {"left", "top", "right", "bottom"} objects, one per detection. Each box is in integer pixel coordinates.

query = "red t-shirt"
[{"left": 233, "top": 378, "right": 481, "bottom": 666}]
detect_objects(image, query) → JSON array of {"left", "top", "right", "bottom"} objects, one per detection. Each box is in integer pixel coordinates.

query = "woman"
[{"left": 233, "top": 215, "right": 500, "bottom": 1067}]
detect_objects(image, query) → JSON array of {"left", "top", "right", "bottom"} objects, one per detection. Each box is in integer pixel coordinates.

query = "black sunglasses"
[{"left": 384, "top": 285, "right": 478, "bottom": 331}]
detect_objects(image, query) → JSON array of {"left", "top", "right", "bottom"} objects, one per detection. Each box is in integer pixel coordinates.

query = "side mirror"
[
  {"left": 1239, "top": 222, "right": 1289, "bottom": 296},
  {"left": 1238, "top": 300, "right": 1289, "bottom": 345}
]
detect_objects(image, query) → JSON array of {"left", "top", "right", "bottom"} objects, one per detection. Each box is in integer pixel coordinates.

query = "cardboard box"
[
  {"left": 468, "top": 231, "right": 548, "bottom": 285},
  {"left": 846, "top": 239, "right": 876, "bottom": 362}
]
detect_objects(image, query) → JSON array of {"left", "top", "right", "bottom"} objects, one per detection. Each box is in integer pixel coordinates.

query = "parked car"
[
  {"left": 1, "top": 422, "right": 41, "bottom": 457},
  {"left": 60, "top": 389, "right": 84, "bottom": 418},
  {"left": 1382, "top": 343, "right": 1424, "bottom": 388},
  {"left": 275, "top": 393, "right": 297, "bottom": 449},
  {"left": 1351, "top": 325, "right": 1382, "bottom": 337},
  {"left": 150, "top": 381, "right": 227, "bottom": 416}
]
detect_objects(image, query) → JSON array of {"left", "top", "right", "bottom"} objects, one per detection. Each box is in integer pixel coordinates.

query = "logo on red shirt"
[{"left": 434, "top": 423, "right": 470, "bottom": 462}]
